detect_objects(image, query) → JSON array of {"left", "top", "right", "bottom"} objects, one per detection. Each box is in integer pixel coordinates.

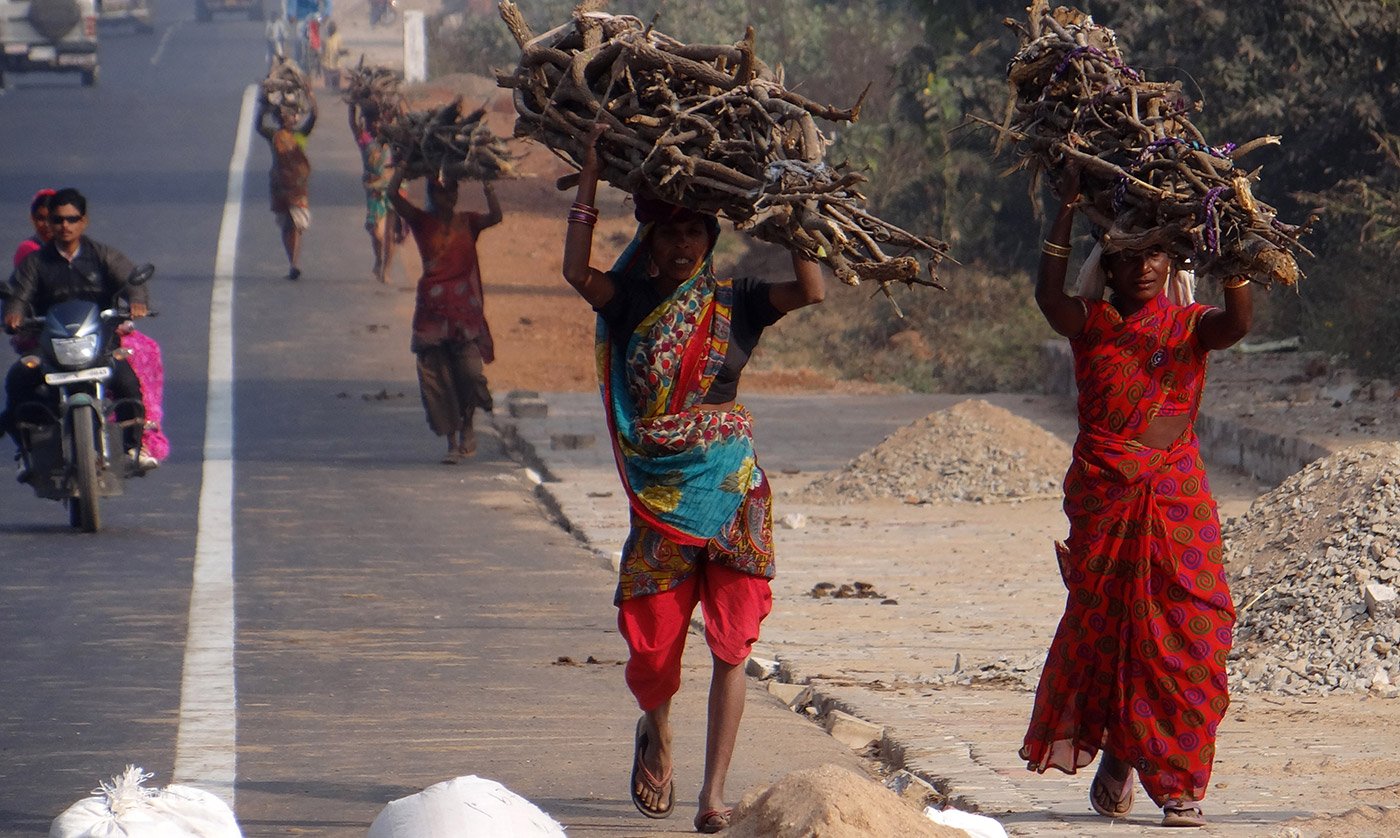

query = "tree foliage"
[{"left": 431, "top": 0, "right": 1400, "bottom": 385}]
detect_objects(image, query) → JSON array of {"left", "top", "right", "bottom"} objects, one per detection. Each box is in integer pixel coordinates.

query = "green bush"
[{"left": 757, "top": 262, "right": 1054, "bottom": 393}]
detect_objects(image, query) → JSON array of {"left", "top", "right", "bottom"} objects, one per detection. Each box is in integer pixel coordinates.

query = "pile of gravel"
[
  {"left": 1224, "top": 442, "right": 1400, "bottom": 697},
  {"left": 798, "top": 399, "right": 1071, "bottom": 505}
]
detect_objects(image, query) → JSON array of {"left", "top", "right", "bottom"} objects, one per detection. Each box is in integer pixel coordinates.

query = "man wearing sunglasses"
[{"left": 2, "top": 187, "right": 153, "bottom": 472}]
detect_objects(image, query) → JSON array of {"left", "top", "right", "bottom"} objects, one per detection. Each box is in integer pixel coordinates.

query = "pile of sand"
[
  {"left": 725, "top": 764, "right": 966, "bottom": 838},
  {"left": 1278, "top": 805, "right": 1400, "bottom": 837},
  {"left": 799, "top": 399, "right": 1071, "bottom": 504}
]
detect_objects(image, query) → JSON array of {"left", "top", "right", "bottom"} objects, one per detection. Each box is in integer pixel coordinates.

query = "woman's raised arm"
[
  {"left": 768, "top": 252, "right": 826, "bottom": 313},
  {"left": 1196, "top": 277, "right": 1253, "bottom": 350},
  {"left": 1036, "top": 167, "right": 1088, "bottom": 338},
  {"left": 562, "top": 123, "right": 617, "bottom": 309}
]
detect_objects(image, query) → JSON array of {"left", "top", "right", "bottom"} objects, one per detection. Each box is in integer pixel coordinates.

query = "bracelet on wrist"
[
  {"left": 1041, "top": 240, "right": 1072, "bottom": 259},
  {"left": 1222, "top": 276, "right": 1250, "bottom": 290},
  {"left": 567, "top": 209, "right": 598, "bottom": 227}
]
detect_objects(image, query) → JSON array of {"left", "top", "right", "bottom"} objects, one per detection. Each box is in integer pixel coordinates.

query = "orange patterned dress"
[{"left": 1020, "top": 293, "right": 1235, "bottom": 806}]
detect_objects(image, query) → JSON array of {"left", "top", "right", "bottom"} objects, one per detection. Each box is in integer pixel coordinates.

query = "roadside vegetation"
[{"left": 431, "top": 0, "right": 1400, "bottom": 390}]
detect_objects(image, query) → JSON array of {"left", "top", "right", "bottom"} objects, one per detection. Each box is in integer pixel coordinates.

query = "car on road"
[
  {"left": 0, "top": 0, "right": 100, "bottom": 87},
  {"left": 95, "top": 0, "right": 153, "bottom": 32},
  {"left": 194, "top": 0, "right": 262, "bottom": 23}
]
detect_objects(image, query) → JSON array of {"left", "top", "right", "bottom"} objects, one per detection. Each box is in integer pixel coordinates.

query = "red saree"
[{"left": 1020, "top": 293, "right": 1235, "bottom": 806}]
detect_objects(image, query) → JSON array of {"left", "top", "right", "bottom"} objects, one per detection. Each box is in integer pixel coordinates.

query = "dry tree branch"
[
  {"left": 494, "top": 0, "right": 948, "bottom": 293},
  {"left": 994, "top": 0, "right": 1313, "bottom": 285}
]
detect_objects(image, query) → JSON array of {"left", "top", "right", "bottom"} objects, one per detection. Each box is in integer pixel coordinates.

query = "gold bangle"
[
  {"left": 1222, "top": 276, "right": 1250, "bottom": 290},
  {"left": 1041, "top": 240, "right": 1072, "bottom": 259}
]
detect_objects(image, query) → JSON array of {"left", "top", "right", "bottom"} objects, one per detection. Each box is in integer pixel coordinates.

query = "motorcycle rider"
[{"left": 2, "top": 187, "right": 154, "bottom": 476}]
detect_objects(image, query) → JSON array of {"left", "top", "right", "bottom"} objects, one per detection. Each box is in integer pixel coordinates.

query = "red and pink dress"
[{"left": 1020, "top": 292, "right": 1234, "bottom": 806}]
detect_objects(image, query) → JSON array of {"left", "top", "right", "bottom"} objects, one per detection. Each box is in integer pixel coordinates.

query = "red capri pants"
[{"left": 617, "top": 563, "right": 773, "bottom": 711}]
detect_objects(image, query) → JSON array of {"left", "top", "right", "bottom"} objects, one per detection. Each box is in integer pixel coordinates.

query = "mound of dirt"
[
  {"left": 1277, "top": 804, "right": 1400, "bottom": 838},
  {"left": 725, "top": 764, "right": 966, "bottom": 838},
  {"left": 1224, "top": 442, "right": 1400, "bottom": 695},
  {"left": 798, "top": 399, "right": 1071, "bottom": 504}
]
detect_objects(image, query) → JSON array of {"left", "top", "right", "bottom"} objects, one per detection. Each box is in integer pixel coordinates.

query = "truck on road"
[{"left": 0, "top": 0, "right": 100, "bottom": 87}]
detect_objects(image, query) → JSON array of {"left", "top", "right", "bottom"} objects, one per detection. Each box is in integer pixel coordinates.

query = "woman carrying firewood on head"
[
  {"left": 387, "top": 167, "right": 500, "bottom": 464},
  {"left": 562, "top": 124, "right": 825, "bottom": 834},
  {"left": 1021, "top": 163, "right": 1253, "bottom": 829},
  {"left": 255, "top": 93, "right": 318, "bottom": 281},
  {"left": 350, "top": 103, "right": 401, "bottom": 284}
]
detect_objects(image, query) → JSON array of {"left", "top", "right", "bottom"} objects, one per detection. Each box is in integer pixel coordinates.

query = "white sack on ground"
[
  {"left": 924, "top": 804, "right": 1008, "bottom": 838},
  {"left": 50, "top": 765, "right": 242, "bottom": 838},
  {"left": 368, "top": 775, "right": 566, "bottom": 837}
]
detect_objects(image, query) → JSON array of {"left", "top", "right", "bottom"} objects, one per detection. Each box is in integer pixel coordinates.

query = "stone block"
[
  {"left": 507, "top": 397, "right": 548, "bottom": 418},
  {"left": 745, "top": 655, "right": 779, "bottom": 680},
  {"left": 549, "top": 432, "right": 595, "bottom": 450},
  {"left": 778, "top": 512, "right": 807, "bottom": 530},
  {"left": 823, "top": 709, "right": 883, "bottom": 750},
  {"left": 884, "top": 770, "right": 938, "bottom": 807},
  {"left": 766, "top": 681, "right": 811, "bottom": 708},
  {"left": 1366, "top": 582, "right": 1399, "bottom": 618}
]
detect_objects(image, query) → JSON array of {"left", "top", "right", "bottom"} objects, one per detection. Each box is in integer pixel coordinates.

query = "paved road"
[{"left": 0, "top": 11, "right": 869, "bottom": 836}]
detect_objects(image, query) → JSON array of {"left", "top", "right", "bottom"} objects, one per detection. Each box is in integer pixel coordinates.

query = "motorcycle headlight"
[{"left": 51, "top": 334, "right": 99, "bottom": 368}]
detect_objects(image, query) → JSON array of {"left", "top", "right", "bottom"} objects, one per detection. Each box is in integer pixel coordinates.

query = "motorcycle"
[{"left": 10, "top": 264, "right": 155, "bottom": 532}]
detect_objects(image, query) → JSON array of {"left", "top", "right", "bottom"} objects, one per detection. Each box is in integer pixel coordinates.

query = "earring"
[{"left": 646, "top": 256, "right": 660, "bottom": 279}]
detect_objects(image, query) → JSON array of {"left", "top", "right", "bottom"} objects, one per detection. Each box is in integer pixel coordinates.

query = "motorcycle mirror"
[{"left": 126, "top": 264, "right": 156, "bottom": 287}]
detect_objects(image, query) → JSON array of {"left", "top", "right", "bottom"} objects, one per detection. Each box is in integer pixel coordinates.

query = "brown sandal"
[
  {"left": 630, "top": 717, "right": 674, "bottom": 819},
  {"left": 1088, "top": 755, "right": 1135, "bottom": 819},
  {"left": 694, "top": 807, "right": 732, "bottom": 833},
  {"left": 1161, "top": 801, "right": 1206, "bottom": 828}
]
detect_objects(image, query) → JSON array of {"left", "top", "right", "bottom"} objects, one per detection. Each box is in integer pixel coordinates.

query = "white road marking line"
[
  {"left": 150, "top": 21, "right": 182, "bottom": 66},
  {"left": 173, "top": 83, "right": 254, "bottom": 809}
]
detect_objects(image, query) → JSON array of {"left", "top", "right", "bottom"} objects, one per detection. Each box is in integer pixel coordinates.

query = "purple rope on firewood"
[
  {"left": 1134, "top": 137, "right": 1236, "bottom": 165},
  {"left": 1202, "top": 186, "right": 1227, "bottom": 253},
  {"left": 1051, "top": 45, "right": 1142, "bottom": 82}
]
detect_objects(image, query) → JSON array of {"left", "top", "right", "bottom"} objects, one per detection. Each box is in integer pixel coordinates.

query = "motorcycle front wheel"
[{"left": 70, "top": 405, "right": 102, "bottom": 532}]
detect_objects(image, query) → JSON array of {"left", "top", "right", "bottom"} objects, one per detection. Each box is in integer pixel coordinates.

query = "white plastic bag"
[
  {"left": 923, "top": 804, "right": 1009, "bottom": 838},
  {"left": 50, "top": 766, "right": 242, "bottom": 838},
  {"left": 369, "top": 775, "right": 566, "bottom": 837}
]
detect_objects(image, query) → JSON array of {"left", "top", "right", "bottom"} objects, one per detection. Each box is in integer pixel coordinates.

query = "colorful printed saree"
[
  {"left": 1020, "top": 293, "right": 1235, "bottom": 806},
  {"left": 598, "top": 229, "right": 772, "bottom": 600}
]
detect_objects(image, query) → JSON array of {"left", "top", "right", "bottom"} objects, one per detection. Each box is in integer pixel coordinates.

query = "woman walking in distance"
[
  {"left": 350, "top": 103, "right": 400, "bottom": 284},
  {"left": 388, "top": 169, "right": 500, "bottom": 463},
  {"left": 562, "top": 125, "right": 825, "bottom": 834},
  {"left": 255, "top": 96, "right": 318, "bottom": 281},
  {"left": 1022, "top": 165, "right": 1253, "bottom": 828}
]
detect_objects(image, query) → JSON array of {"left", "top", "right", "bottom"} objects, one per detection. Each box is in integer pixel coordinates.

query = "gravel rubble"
[
  {"left": 798, "top": 399, "right": 1071, "bottom": 505},
  {"left": 1223, "top": 442, "right": 1400, "bottom": 697}
]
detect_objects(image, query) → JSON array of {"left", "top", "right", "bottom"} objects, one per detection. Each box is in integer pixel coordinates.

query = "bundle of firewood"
[
  {"left": 379, "top": 97, "right": 517, "bottom": 182},
  {"left": 343, "top": 59, "right": 404, "bottom": 120},
  {"left": 259, "top": 56, "right": 313, "bottom": 118},
  {"left": 993, "top": 0, "right": 1311, "bottom": 284},
  {"left": 494, "top": 1, "right": 948, "bottom": 292}
]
